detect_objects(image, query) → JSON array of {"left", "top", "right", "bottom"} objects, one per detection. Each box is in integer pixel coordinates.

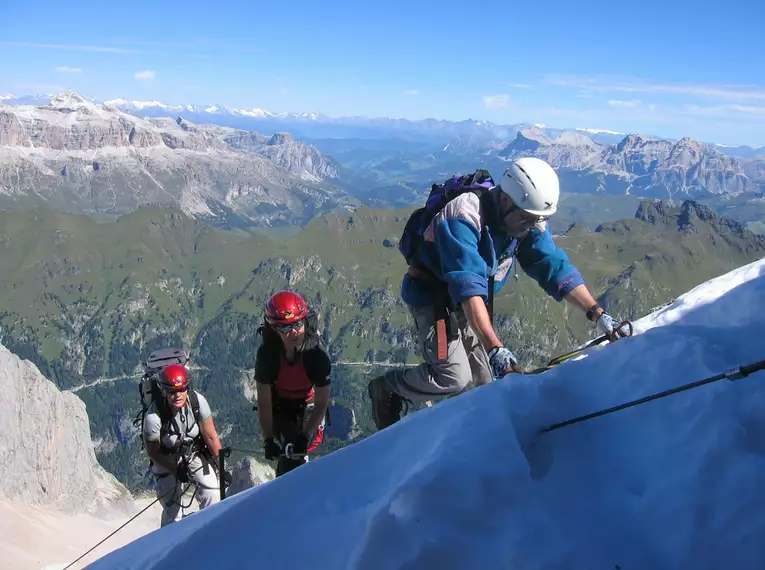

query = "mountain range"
[
  {"left": 0, "top": 91, "right": 355, "bottom": 229},
  {"left": 2, "top": 91, "right": 764, "bottom": 236},
  {"left": 4, "top": 91, "right": 763, "bottom": 154}
]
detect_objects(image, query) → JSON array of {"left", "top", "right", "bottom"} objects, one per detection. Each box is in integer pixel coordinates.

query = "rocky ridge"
[
  {"left": 0, "top": 91, "right": 354, "bottom": 227},
  {"left": 0, "top": 342, "right": 133, "bottom": 517},
  {"left": 499, "top": 128, "right": 751, "bottom": 197}
]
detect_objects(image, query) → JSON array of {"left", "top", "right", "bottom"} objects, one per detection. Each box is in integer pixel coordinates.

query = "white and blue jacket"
[{"left": 401, "top": 189, "right": 585, "bottom": 309}]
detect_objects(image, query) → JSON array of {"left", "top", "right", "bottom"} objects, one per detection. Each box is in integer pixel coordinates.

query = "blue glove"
[
  {"left": 488, "top": 346, "right": 519, "bottom": 379},
  {"left": 596, "top": 313, "right": 632, "bottom": 341}
]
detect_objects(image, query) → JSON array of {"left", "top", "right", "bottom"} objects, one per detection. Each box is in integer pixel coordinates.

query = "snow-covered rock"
[{"left": 84, "top": 257, "right": 765, "bottom": 570}]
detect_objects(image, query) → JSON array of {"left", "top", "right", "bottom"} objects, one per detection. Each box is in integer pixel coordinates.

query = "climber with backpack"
[
  {"left": 139, "top": 352, "right": 225, "bottom": 526},
  {"left": 254, "top": 291, "right": 331, "bottom": 477},
  {"left": 368, "top": 157, "right": 632, "bottom": 431}
]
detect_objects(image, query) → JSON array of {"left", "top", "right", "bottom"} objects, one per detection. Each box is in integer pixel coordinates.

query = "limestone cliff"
[{"left": 0, "top": 343, "right": 133, "bottom": 517}]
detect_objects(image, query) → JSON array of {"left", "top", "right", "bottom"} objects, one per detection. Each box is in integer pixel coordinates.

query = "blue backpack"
[{"left": 398, "top": 169, "right": 496, "bottom": 267}]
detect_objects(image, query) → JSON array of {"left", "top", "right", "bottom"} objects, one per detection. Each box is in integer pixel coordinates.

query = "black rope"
[
  {"left": 540, "top": 359, "right": 765, "bottom": 434},
  {"left": 61, "top": 486, "right": 177, "bottom": 570},
  {"left": 227, "top": 445, "right": 332, "bottom": 459}
]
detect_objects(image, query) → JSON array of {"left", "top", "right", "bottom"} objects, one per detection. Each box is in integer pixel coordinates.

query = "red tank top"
[{"left": 275, "top": 355, "right": 315, "bottom": 402}]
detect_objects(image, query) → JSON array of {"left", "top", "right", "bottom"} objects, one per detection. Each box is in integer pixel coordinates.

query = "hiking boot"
[{"left": 367, "top": 375, "right": 406, "bottom": 430}]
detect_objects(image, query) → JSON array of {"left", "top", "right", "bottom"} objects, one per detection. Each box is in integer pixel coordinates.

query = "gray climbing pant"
[
  {"left": 383, "top": 303, "right": 493, "bottom": 402},
  {"left": 154, "top": 452, "right": 220, "bottom": 527}
]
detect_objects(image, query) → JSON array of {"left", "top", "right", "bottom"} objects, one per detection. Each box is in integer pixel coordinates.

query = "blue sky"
[{"left": 1, "top": 0, "right": 763, "bottom": 146}]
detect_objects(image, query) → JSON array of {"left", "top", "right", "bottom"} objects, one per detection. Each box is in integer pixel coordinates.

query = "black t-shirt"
[{"left": 255, "top": 342, "right": 331, "bottom": 401}]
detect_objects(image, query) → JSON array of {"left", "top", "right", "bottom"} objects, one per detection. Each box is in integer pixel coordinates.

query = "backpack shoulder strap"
[
  {"left": 189, "top": 390, "right": 201, "bottom": 426},
  {"left": 478, "top": 189, "right": 498, "bottom": 228}
]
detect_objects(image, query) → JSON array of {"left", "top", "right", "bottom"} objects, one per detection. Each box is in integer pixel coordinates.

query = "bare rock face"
[
  {"left": 499, "top": 131, "right": 750, "bottom": 197},
  {"left": 0, "top": 343, "right": 133, "bottom": 517},
  {"left": 227, "top": 457, "right": 275, "bottom": 496},
  {"left": 223, "top": 129, "right": 343, "bottom": 183},
  {"left": 0, "top": 91, "right": 352, "bottom": 228}
]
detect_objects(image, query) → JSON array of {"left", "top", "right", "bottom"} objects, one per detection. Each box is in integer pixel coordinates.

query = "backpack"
[
  {"left": 398, "top": 169, "right": 496, "bottom": 267},
  {"left": 132, "top": 347, "right": 201, "bottom": 452}
]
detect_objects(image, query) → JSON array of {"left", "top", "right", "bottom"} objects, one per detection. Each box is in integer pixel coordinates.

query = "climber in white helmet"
[{"left": 368, "top": 157, "right": 631, "bottom": 431}]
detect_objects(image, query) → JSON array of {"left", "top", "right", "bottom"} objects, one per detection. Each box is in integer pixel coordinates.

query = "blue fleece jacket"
[{"left": 401, "top": 191, "right": 585, "bottom": 309}]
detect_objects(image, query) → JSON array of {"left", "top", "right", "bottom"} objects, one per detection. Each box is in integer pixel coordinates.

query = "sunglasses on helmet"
[
  {"left": 506, "top": 203, "right": 549, "bottom": 224},
  {"left": 274, "top": 320, "right": 305, "bottom": 334}
]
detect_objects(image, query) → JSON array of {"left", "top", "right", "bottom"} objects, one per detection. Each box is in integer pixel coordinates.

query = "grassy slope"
[{"left": 1, "top": 200, "right": 763, "bottom": 491}]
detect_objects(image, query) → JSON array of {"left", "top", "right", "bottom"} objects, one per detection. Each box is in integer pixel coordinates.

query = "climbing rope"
[
  {"left": 226, "top": 444, "right": 333, "bottom": 460},
  {"left": 540, "top": 359, "right": 765, "bottom": 434},
  {"left": 61, "top": 486, "right": 178, "bottom": 570},
  {"left": 525, "top": 320, "right": 634, "bottom": 375}
]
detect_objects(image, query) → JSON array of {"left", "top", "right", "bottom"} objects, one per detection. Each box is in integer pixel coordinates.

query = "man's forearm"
[
  {"left": 146, "top": 443, "right": 179, "bottom": 473},
  {"left": 204, "top": 432, "right": 222, "bottom": 459},
  {"left": 304, "top": 402, "right": 328, "bottom": 439},
  {"left": 563, "top": 284, "right": 605, "bottom": 320},
  {"left": 460, "top": 295, "right": 503, "bottom": 352},
  {"left": 256, "top": 383, "right": 275, "bottom": 439},
  {"left": 258, "top": 407, "right": 274, "bottom": 440}
]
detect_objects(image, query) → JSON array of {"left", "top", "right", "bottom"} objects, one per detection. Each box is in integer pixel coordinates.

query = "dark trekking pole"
[
  {"left": 219, "top": 447, "right": 231, "bottom": 501},
  {"left": 540, "top": 359, "right": 765, "bottom": 434}
]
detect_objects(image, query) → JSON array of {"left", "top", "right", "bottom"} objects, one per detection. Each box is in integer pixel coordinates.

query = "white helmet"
[{"left": 499, "top": 157, "right": 560, "bottom": 216}]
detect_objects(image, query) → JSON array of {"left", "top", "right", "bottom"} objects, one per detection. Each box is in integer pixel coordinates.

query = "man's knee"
[
  {"left": 197, "top": 486, "right": 220, "bottom": 509},
  {"left": 161, "top": 507, "right": 181, "bottom": 526},
  {"left": 430, "top": 357, "right": 472, "bottom": 394}
]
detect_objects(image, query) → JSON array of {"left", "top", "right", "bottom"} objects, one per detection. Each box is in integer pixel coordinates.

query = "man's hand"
[
  {"left": 292, "top": 434, "right": 309, "bottom": 455},
  {"left": 488, "top": 346, "right": 521, "bottom": 379},
  {"left": 596, "top": 313, "right": 632, "bottom": 341},
  {"left": 263, "top": 438, "right": 281, "bottom": 461},
  {"left": 175, "top": 458, "right": 191, "bottom": 483}
]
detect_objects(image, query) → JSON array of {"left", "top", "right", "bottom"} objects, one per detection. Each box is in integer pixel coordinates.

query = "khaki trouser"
[
  {"left": 153, "top": 452, "right": 220, "bottom": 527},
  {"left": 383, "top": 304, "right": 493, "bottom": 401}
]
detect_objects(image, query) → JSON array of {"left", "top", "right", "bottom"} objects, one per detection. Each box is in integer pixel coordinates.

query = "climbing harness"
[{"left": 540, "top": 359, "right": 765, "bottom": 434}]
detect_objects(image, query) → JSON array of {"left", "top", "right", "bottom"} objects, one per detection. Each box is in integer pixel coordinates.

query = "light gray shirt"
[{"left": 142, "top": 391, "right": 212, "bottom": 474}]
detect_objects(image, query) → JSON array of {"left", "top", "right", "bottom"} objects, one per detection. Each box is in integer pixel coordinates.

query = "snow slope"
[{"left": 84, "top": 258, "right": 765, "bottom": 570}]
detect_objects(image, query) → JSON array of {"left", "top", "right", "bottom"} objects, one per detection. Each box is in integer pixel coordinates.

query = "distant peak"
[
  {"left": 48, "top": 90, "right": 98, "bottom": 110},
  {"left": 51, "top": 90, "right": 88, "bottom": 104},
  {"left": 267, "top": 132, "right": 294, "bottom": 145},
  {"left": 635, "top": 199, "right": 673, "bottom": 225}
]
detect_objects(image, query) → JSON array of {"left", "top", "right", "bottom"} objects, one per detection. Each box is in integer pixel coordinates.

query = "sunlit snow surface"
[{"left": 84, "top": 258, "right": 765, "bottom": 570}]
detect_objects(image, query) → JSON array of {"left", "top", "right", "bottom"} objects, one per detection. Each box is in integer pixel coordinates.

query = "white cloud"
[
  {"left": 54, "top": 66, "right": 83, "bottom": 74},
  {"left": 682, "top": 103, "right": 765, "bottom": 118},
  {"left": 133, "top": 70, "right": 156, "bottom": 80},
  {"left": 507, "top": 83, "right": 532, "bottom": 89},
  {"left": 405, "top": 89, "right": 420, "bottom": 95},
  {"left": 1, "top": 41, "right": 142, "bottom": 54},
  {"left": 482, "top": 94, "right": 509, "bottom": 109},
  {"left": 546, "top": 74, "right": 765, "bottom": 103},
  {"left": 607, "top": 99, "right": 641, "bottom": 108}
]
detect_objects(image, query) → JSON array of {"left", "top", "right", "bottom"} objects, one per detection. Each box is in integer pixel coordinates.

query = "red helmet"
[
  {"left": 158, "top": 363, "right": 190, "bottom": 393},
  {"left": 265, "top": 291, "right": 309, "bottom": 325}
]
